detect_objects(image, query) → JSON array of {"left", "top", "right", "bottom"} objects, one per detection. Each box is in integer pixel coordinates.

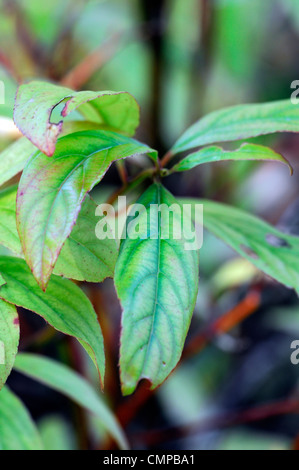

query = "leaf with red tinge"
[
  {"left": 16, "top": 130, "right": 156, "bottom": 290},
  {"left": 0, "top": 121, "right": 110, "bottom": 189},
  {"left": 0, "top": 186, "right": 118, "bottom": 283},
  {"left": 14, "top": 81, "right": 140, "bottom": 156}
]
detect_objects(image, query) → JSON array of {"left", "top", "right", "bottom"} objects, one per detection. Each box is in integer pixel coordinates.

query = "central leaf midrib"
[{"left": 140, "top": 184, "right": 162, "bottom": 378}]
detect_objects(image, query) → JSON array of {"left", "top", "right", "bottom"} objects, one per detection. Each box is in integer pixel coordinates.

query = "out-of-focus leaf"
[
  {"left": 0, "top": 386, "right": 43, "bottom": 450},
  {"left": 14, "top": 81, "right": 140, "bottom": 156},
  {"left": 264, "top": 305, "right": 299, "bottom": 334},
  {"left": 0, "top": 300, "right": 19, "bottom": 390},
  {"left": 212, "top": 258, "right": 259, "bottom": 294},
  {"left": 0, "top": 186, "right": 118, "bottom": 282},
  {"left": 212, "top": 0, "right": 269, "bottom": 80},
  {"left": 172, "top": 100, "right": 299, "bottom": 154},
  {"left": 219, "top": 429, "right": 290, "bottom": 451},
  {"left": 21, "top": 0, "right": 73, "bottom": 45},
  {"left": 280, "top": 0, "right": 299, "bottom": 31},
  {"left": 183, "top": 198, "right": 299, "bottom": 294},
  {"left": 38, "top": 415, "right": 76, "bottom": 451},
  {"left": 115, "top": 184, "right": 199, "bottom": 395},
  {"left": 17, "top": 130, "right": 156, "bottom": 289},
  {"left": 15, "top": 354, "right": 129, "bottom": 450},
  {"left": 161, "top": 0, "right": 199, "bottom": 145},
  {"left": 171, "top": 143, "right": 293, "bottom": 174},
  {"left": 0, "top": 257, "right": 105, "bottom": 385}
]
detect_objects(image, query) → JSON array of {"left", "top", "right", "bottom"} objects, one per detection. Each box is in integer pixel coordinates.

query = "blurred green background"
[{"left": 1, "top": 0, "right": 299, "bottom": 450}]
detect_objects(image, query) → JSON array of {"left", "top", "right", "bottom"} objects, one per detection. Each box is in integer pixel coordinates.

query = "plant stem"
[
  {"left": 183, "top": 289, "right": 261, "bottom": 358},
  {"left": 160, "top": 149, "right": 174, "bottom": 168},
  {"left": 116, "top": 160, "right": 129, "bottom": 185}
]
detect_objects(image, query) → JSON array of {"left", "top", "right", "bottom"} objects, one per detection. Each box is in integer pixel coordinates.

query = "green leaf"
[
  {"left": 38, "top": 415, "right": 76, "bottom": 450},
  {"left": 115, "top": 184, "right": 199, "bottom": 395},
  {"left": 0, "top": 257, "right": 105, "bottom": 384},
  {"left": 17, "top": 130, "right": 156, "bottom": 289},
  {"left": 172, "top": 100, "right": 299, "bottom": 153},
  {"left": 0, "top": 186, "right": 118, "bottom": 282},
  {"left": 0, "top": 137, "right": 36, "bottom": 188},
  {"left": 0, "top": 300, "right": 19, "bottom": 390},
  {"left": 0, "top": 386, "right": 43, "bottom": 450},
  {"left": 15, "top": 354, "right": 129, "bottom": 450},
  {"left": 171, "top": 143, "right": 293, "bottom": 174},
  {"left": 0, "top": 185, "right": 23, "bottom": 257},
  {"left": 184, "top": 198, "right": 299, "bottom": 295},
  {"left": 0, "top": 274, "right": 5, "bottom": 287},
  {"left": 14, "top": 80, "right": 140, "bottom": 156},
  {"left": 54, "top": 196, "right": 118, "bottom": 282}
]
